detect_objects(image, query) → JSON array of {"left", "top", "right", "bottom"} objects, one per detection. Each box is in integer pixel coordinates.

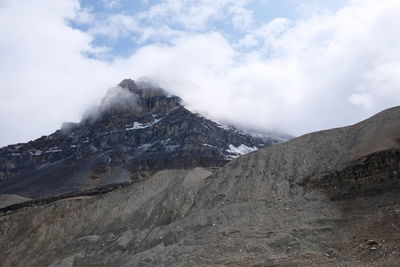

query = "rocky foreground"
[{"left": 1, "top": 106, "right": 400, "bottom": 266}]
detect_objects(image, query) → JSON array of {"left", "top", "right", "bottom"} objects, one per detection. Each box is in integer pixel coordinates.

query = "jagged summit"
[
  {"left": 0, "top": 79, "right": 286, "bottom": 197},
  {"left": 77, "top": 79, "right": 179, "bottom": 125},
  {"left": 118, "top": 78, "right": 137, "bottom": 91},
  {"left": 119, "top": 78, "right": 167, "bottom": 95}
]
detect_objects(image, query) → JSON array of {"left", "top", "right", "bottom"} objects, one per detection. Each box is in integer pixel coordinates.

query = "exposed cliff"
[
  {"left": 1, "top": 107, "right": 399, "bottom": 266},
  {"left": 0, "top": 79, "right": 283, "bottom": 198}
]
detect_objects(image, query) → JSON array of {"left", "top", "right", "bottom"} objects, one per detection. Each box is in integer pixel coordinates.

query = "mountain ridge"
[
  {"left": 1, "top": 105, "right": 399, "bottom": 266},
  {"left": 0, "top": 79, "right": 286, "bottom": 198}
]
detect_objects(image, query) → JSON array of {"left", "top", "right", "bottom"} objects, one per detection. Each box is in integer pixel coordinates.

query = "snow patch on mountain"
[
  {"left": 226, "top": 144, "right": 258, "bottom": 159},
  {"left": 126, "top": 119, "right": 162, "bottom": 130}
]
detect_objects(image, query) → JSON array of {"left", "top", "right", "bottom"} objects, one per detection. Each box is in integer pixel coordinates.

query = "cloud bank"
[{"left": 0, "top": 0, "right": 400, "bottom": 146}]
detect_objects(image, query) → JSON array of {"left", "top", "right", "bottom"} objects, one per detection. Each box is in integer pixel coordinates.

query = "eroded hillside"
[{"left": 1, "top": 107, "right": 400, "bottom": 266}]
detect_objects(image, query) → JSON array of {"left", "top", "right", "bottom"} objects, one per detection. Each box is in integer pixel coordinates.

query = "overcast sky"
[{"left": 1, "top": 0, "right": 400, "bottom": 146}]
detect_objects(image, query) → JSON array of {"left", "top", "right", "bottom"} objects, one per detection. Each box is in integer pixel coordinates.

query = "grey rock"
[
  {"left": 0, "top": 79, "right": 284, "bottom": 198},
  {"left": 1, "top": 106, "right": 400, "bottom": 266}
]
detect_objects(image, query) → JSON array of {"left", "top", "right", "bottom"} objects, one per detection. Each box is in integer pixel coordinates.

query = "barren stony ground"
[
  {"left": 1, "top": 107, "right": 400, "bottom": 266},
  {"left": 0, "top": 194, "right": 30, "bottom": 208}
]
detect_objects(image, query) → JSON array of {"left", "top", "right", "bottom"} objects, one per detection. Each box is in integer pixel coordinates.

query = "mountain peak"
[
  {"left": 0, "top": 79, "right": 286, "bottom": 197},
  {"left": 118, "top": 78, "right": 172, "bottom": 99},
  {"left": 81, "top": 79, "right": 180, "bottom": 124},
  {"left": 118, "top": 78, "right": 136, "bottom": 91}
]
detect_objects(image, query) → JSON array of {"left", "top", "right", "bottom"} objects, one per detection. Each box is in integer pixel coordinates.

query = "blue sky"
[
  {"left": 1, "top": 0, "right": 400, "bottom": 146},
  {"left": 75, "top": 0, "right": 348, "bottom": 58}
]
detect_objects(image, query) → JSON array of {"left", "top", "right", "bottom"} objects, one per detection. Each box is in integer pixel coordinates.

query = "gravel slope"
[
  {"left": 1, "top": 107, "right": 400, "bottom": 266},
  {"left": 0, "top": 194, "right": 30, "bottom": 209}
]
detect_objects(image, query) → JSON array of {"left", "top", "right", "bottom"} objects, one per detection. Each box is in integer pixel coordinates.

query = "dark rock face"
[
  {"left": 0, "top": 79, "right": 282, "bottom": 198},
  {"left": 1, "top": 106, "right": 400, "bottom": 267},
  {"left": 303, "top": 149, "right": 400, "bottom": 200}
]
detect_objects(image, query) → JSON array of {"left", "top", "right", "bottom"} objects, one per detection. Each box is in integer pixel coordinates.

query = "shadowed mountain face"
[
  {"left": 1, "top": 106, "right": 400, "bottom": 266},
  {"left": 0, "top": 79, "right": 283, "bottom": 198}
]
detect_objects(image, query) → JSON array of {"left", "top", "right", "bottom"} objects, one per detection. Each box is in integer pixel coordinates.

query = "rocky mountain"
[
  {"left": 1, "top": 106, "right": 400, "bottom": 266},
  {"left": 0, "top": 79, "right": 283, "bottom": 198}
]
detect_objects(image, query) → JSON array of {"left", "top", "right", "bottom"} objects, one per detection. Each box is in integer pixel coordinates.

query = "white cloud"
[
  {"left": 89, "top": 14, "right": 140, "bottom": 39},
  {"left": 102, "top": 0, "right": 121, "bottom": 9},
  {"left": 350, "top": 93, "right": 372, "bottom": 109},
  {"left": 89, "top": 13, "right": 186, "bottom": 44},
  {"left": 0, "top": 0, "right": 131, "bottom": 146},
  {"left": 137, "top": 0, "right": 251, "bottom": 30},
  {"left": 1, "top": 0, "right": 400, "bottom": 147},
  {"left": 126, "top": 0, "right": 400, "bottom": 135},
  {"left": 90, "top": 0, "right": 255, "bottom": 43},
  {"left": 237, "top": 18, "right": 291, "bottom": 48},
  {"left": 227, "top": 1, "right": 255, "bottom": 30}
]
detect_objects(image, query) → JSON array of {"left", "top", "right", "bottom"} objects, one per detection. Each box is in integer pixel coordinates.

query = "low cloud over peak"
[{"left": 1, "top": 0, "right": 400, "bottom": 146}]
